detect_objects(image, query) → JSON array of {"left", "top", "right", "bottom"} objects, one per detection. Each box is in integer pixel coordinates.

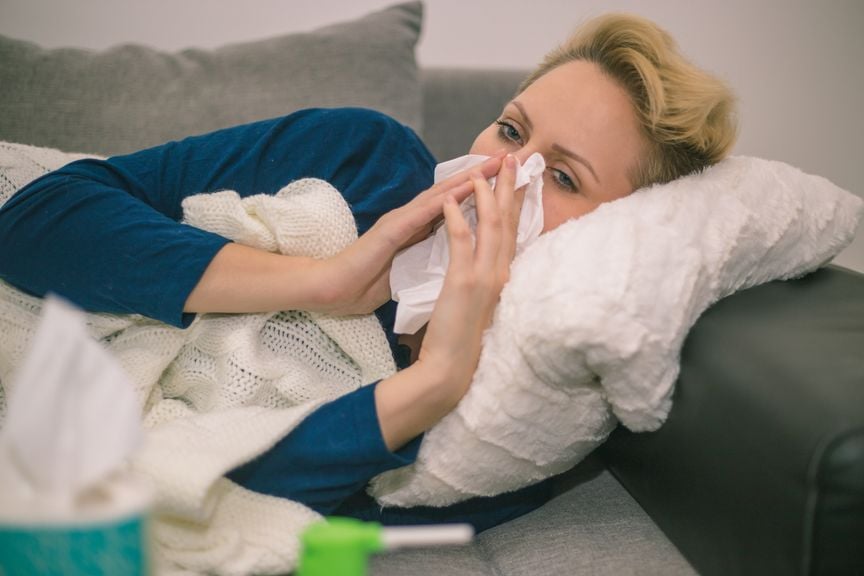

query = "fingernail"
[{"left": 505, "top": 154, "right": 517, "bottom": 168}]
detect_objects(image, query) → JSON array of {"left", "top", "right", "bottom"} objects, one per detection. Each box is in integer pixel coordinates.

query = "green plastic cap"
[{"left": 297, "top": 517, "right": 385, "bottom": 576}]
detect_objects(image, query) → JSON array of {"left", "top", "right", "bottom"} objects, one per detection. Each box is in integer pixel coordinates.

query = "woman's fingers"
[
  {"left": 442, "top": 194, "right": 473, "bottom": 272},
  {"left": 494, "top": 155, "right": 524, "bottom": 269},
  {"left": 440, "top": 152, "right": 506, "bottom": 191},
  {"left": 443, "top": 168, "right": 508, "bottom": 279},
  {"left": 419, "top": 153, "right": 505, "bottom": 206},
  {"left": 381, "top": 154, "right": 504, "bottom": 250},
  {"left": 471, "top": 172, "right": 503, "bottom": 272},
  {"left": 495, "top": 155, "right": 521, "bottom": 238},
  {"left": 417, "top": 155, "right": 504, "bottom": 219},
  {"left": 494, "top": 154, "right": 517, "bottom": 215}
]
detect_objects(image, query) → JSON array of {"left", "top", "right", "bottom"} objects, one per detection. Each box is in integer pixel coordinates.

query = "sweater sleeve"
[
  {"left": 0, "top": 108, "right": 436, "bottom": 327},
  {"left": 226, "top": 381, "right": 422, "bottom": 514},
  {"left": 226, "top": 379, "right": 556, "bottom": 530},
  {"left": 0, "top": 161, "right": 230, "bottom": 327}
]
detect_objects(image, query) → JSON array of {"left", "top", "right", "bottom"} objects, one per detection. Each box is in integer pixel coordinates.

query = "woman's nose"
[{"left": 512, "top": 147, "right": 540, "bottom": 167}]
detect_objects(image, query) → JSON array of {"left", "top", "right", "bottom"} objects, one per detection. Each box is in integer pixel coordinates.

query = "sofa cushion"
[
  {"left": 370, "top": 457, "right": 696, "bottom": 575},
  {"left": 0, "top": 2, "right": 424, "bottom": 156}
]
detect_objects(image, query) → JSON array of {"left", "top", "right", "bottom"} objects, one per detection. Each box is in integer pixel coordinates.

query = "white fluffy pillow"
[{"left": 369, "top": 156, "right": 864, "bottom": 507}]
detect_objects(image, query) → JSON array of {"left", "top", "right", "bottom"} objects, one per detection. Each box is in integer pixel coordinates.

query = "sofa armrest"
[
  {"left": 420, "top": 68, "right": 527, "bottom": 161},
  {"left": 600, "top": 265, "right": 864, "bottom": 576}
]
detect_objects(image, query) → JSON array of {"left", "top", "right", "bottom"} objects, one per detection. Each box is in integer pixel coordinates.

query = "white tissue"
[
  {"left": 390, "top": 153, "right": 546, "bottom": 334},
  {"left": 0, "top": 296, "right": 142, "bottom": 514}
]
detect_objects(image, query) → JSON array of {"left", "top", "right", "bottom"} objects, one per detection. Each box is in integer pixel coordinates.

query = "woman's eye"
[
  {"left": 549, "top": 168, "right": 578, "bottom": 192},
  {"left": 495, "top": 120, "right": 522, "bottom": 145}
]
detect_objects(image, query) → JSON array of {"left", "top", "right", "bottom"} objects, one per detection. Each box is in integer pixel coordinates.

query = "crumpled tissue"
[
  {"left": 390, "top": 152, "right": 546, "bottom": 334},
  {"left": 0, "top": 295, "right": 144, "bottom": 518}
]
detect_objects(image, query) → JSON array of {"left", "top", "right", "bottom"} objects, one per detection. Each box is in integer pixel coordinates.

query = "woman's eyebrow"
[
  {"left": 510, "top": 100, "right": 601, "bottom": 185},
  {"left": 552, "top": 143, "right": 600, "bottom": 184}
]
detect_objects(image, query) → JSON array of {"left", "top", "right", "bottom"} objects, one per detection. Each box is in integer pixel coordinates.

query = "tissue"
[
  {"left": 0, "top": 295, "right": 143, "bottom": 514},
  {"left": 390, "top": 153, "right": 546, "bottom": 334}
]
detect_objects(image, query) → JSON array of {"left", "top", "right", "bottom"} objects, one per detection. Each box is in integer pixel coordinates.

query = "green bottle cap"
[{"left": 297, "top": 517, "right": 385, "bottom": 576}]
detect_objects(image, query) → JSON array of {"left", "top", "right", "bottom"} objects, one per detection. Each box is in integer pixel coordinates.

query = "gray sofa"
[{"left": 1, "top": 2, "right": 862, "bottom": 575}]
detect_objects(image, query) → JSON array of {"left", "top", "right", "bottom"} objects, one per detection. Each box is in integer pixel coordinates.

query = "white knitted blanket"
[{"left": 0, "top": 142, "right": 396, "bottom": 575}]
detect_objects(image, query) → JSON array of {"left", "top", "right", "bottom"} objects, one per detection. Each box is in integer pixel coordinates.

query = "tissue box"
[{"left": 0, "top": 483, "right": 151, "bottom": 576}]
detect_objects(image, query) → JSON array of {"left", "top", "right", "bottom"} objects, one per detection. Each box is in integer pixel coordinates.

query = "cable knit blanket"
[{"left": 0, "top": 142, "right": 395, "bottom": 576}]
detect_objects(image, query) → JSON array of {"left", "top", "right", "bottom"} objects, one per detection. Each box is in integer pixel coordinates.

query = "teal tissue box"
[{"left": 0, "top": 511, "right": 150, "bottom": 576}]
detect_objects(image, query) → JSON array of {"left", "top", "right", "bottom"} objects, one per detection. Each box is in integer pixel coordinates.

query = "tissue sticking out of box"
[{"left": 0, "top": 295, "right": 143, "bottom": 514}]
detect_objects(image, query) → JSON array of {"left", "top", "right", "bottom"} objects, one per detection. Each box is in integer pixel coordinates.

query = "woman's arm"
[
  {"left": 184, "top": 154, "right": 507, "bottom": 316},
  {"left": 0, "top": 163, "right": 231, "bottom": 326},
  {"left": 375, "top": 155, "right": 523, "bottom": 450},
  {"left": 0, "top": 110, "right": 443, "bottom": 325}
]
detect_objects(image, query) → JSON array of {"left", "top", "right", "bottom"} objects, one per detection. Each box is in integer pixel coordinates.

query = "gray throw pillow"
[{"left": 0, "top": 2, "right": 423, "bottom": 156}]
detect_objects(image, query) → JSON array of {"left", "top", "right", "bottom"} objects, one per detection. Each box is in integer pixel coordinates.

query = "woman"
[{"left": 0, "top": 13, "right": 735, "bottom": 530}]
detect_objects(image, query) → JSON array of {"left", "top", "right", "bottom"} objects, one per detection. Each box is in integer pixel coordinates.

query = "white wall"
[{"left": 2, "top": 0, "right": 862, "bottom": 271}]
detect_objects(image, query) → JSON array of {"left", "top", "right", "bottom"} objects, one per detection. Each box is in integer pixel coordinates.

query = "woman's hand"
[
  {"left": 415, "top": 154, "right": 523, "bottom": 392},
  {"left": 311, "top": 153, "right": 507, "bottom": 316},
  {"left": 185, "top": 154, "right": 505, "bottom": 317},
  {"left": 375, "top": 154, "right": 526, "bottom": 450}
]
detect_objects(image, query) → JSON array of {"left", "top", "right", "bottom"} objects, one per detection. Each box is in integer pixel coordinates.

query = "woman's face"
[{"left": 470, "top": 60, "right": 645, "bottom": 233}]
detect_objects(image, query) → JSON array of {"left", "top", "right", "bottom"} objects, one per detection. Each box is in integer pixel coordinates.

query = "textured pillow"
[
  {"left": 369, "top": 156, "right": 864, "bottom": 507},
  {"left": 0, "top": 2, "right": 423, "bottom": 156}
]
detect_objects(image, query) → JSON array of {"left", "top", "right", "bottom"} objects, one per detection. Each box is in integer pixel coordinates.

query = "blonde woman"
[{"left": 0, "top": 13, "right": 735, "bottom": 530}]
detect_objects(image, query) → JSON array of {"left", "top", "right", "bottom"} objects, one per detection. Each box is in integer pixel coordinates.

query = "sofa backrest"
[
  {"left": 0, "top": 0, "right": 528, "bottom": 164},
  {"left": 420, "top": 67, "right": 526, "bottom": 161},
  {"left": 0, "top": 3, "right": 426, "bottom": 156}
]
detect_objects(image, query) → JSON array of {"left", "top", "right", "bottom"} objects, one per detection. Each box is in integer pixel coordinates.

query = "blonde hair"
[{"left": 519, "top": 13, "right": 737, "bottom": 189}]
